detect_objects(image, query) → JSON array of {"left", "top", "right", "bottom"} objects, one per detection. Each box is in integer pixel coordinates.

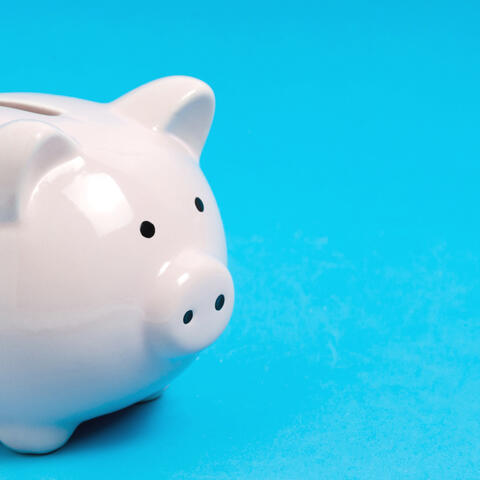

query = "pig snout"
[{"left": 146, "top": 251, "right": 234, "bottom": 356}]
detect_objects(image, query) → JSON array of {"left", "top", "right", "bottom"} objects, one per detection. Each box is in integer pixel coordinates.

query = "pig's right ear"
[
  {"left": 111, "top": 76, "right": 215, "bottom": 160},
  {"left": 0, "top": 120, "right": 80, "bottom": 222}
]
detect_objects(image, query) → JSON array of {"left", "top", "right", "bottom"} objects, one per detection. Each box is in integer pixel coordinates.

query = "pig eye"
[
  {"left": 195, "top": 197, "right": 204, "bottom": 212},
  {"left": 140, "top": 221, "right": 155, "bottom": 238}
]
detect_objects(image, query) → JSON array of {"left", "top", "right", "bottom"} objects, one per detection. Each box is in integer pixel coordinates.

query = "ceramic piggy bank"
[{"left": 0, "top": 76, "right": 234, "bottom": 454}]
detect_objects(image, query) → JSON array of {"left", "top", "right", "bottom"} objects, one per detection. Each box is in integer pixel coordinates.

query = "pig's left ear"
[
  {"left": 111, "top": 76, "right": 215, "bottom": 160},
  {"left": 0, "top": 120, "right": 81, "bottom": 221}
]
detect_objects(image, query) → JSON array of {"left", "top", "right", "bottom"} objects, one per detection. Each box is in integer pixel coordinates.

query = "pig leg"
[{"left": 0, "top": 422, "right": 76, "bottom": 454}]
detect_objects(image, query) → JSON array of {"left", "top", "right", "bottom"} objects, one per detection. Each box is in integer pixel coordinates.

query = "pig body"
[{"left": 0, "top": 77, "right": 234, "bottom": 453}]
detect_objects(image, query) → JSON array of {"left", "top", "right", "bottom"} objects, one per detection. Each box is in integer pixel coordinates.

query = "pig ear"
[
  {"left": 111, "top": 76, "right": 215, "bottom": 160},
  {"left": 0, "top": 120, "right": 80, "bottom": 221}
]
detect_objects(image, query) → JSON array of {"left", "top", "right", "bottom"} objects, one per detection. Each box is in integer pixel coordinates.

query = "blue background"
[{"left": 1, "top": 0, "right": 480, "bottom": 478}]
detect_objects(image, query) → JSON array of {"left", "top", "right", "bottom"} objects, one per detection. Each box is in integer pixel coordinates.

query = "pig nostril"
[
  {"left": 183, "top": 310, "right": 193, "bottom": 324},
  {"left": 215, "top": 294, "right": 225, "bottom": 311},
  {"left": 195, "top": 197, "right": 204, "bottom": 212}
]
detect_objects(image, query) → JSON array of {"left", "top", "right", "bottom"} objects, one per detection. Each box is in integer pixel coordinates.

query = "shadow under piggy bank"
[{"left": 66, "top": 398, "right": 161, "bottom": 452}]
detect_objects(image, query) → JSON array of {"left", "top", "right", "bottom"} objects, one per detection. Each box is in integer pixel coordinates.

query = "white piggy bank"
[{"left": 0, "top": 76, "right": 234, "bottom": 454}]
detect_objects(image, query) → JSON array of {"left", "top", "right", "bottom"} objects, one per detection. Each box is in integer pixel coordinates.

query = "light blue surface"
[{"left": 1, "top": 0, "right": 480, "bottom": 478}]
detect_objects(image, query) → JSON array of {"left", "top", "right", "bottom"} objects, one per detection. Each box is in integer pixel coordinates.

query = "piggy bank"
[{"left": 0, "top": 76, "right": 234, "bottom": 454}]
